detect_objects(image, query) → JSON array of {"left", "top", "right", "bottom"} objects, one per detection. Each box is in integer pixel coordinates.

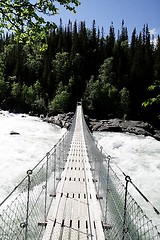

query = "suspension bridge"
[{"left": 0, "top": 103, "right": 160, "bottom": 239}]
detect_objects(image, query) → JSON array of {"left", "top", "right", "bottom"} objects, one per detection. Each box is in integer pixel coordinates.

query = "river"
[{"left": 0, "top": 110, "right": 160, "bottom": 232}]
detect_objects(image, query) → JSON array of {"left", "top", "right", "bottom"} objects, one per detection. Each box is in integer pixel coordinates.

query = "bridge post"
[
  {"left": 62, "top": 136, "right": 65, "bottom": 168},
  {"left": 122, "top": 175, "right": 131, "bottom": 239},
  {"left": 25, "top": 169, "right": 32, "bottom": 240},
  {"left": 97, "top": 146, "right": 103, "bottom": 199},
  {"left": 53, "top": 148, "right": 56, "bottom": 196},
  {"left": 104, "top": 156, "right": 111, "bottom": 224},
  {"left": 44, "top": 152, "right": 50, "bottom": 222}
]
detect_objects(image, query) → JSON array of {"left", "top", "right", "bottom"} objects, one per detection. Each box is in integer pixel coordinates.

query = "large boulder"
[
  {"left": 120, "top": 120, "right": 154, "bottom": 134},
  {"left": 43, "top": 112, "right": 73, "bottom": 129},
  {"left": 10, "top": 131, "right": 20, "bottom": 135},
  {"left": 154, "top": 130, "right": 160, "bottom": 141},
  {"left": 88, "top": 117, "right": 160, "bottom": 141}
]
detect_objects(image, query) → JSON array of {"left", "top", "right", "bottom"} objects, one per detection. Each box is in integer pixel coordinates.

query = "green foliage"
[
  {"left": 0, "top": 79, "right": 9, "bottom": 102},
  {"left": 84, "top": 58, "right": 118, "bottom": 118},
  {"left": 49, "top": 82, "right": 70, "bottom": 113},
  {"left": 119, "top": 87, "right": 130, "bottom": 118},
  {"left": 98, "top": 57, "right": 116, "bottom": 85},
  {"left": 10, "top": 80, "right": 46, "bottom": 112},
  {"left": 84, "top": 76, "right": 99, "bottom": 111},
  {"left": 21, "top": 80, "right": 45, "bottom": 111},
  {"left": 11, "top": 82, "right": 21, "bottom": 99},
  {"left": 0, "top": 56, "right": 9, "bottom": 103},
  {"left": 0, "top": 0, "right": 80, "bottom": 49},
  {"left": 142, "top": 96, "right": 160, "bottom": 107},
  {"left": 22, "top": 84, "right": 35, "bottom": 105},
  {"left": 142, "top": 82, "right": 160, "bottom": 107},
  {"left": 32, "top": 97, "right": 46, "bottom": 113},
  {"left": 148, "top": 85, "right": 156, "bottom": 91},
  {"left": 52, "top": 52, "right": 71, "bottom": 85},
  {"left": 0, "top": 0, "right": 80, "bottom": 32},
  {"left": 25, "top": 51, "right": 42, "bottom": 73}
]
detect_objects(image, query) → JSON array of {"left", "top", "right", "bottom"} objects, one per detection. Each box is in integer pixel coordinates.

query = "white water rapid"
[
  {"left": 93, "top": 131, "right": 160, "bottom": 232},
  {"left": 0, "top": 110, "right": 66, "bottom": 204}
]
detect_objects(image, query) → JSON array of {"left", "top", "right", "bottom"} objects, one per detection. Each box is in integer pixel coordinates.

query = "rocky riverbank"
[
  {"left": 88, "top": 118, "right": 160, "bottom": 141},
  {"left": 42, "top": 112, "right": 74, "bottom": 129},
  {"left": 42, "top": 113, "right": 160, "bottom": 141}
]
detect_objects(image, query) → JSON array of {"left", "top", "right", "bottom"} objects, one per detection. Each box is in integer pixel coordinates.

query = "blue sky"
[{"left": 53, "top": 0, "right": 160, "bottom": 39}]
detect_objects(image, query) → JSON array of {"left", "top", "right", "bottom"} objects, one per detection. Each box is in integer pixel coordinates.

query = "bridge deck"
[{"left": 42, "top": 106, "right": 105, "bottom": 239}]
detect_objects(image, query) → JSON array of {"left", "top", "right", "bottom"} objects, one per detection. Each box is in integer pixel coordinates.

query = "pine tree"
[
  {"left": 71, "top": 20, "right": 78, "bottom": 58},
  {"left": 105, "top": 22, "right": 115, "bottom": 58},
  {"left": 57, "top": 18, "right": 64, "bottom": 52}
]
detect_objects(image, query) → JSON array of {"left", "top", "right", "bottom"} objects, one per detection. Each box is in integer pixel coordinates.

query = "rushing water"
[
  {"left": 93, "top": 131, "right": 160, "bottom": 232},
  {"left": 0, "top": 110, "right": 160, "bottom": 232},
  {"left": 0, "top": 110, "right": 66, "bottom": 204}
]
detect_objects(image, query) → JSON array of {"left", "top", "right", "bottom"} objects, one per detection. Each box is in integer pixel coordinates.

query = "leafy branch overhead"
[{"left": 0, "top": 0, "right": 80, "bottom": 41}]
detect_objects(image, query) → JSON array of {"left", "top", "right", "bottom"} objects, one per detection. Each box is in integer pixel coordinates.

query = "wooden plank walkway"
[{"left": 42, "top": 105, "right": 105, "bottom": 240}]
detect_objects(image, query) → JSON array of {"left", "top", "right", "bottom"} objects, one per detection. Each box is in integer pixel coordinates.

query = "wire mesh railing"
[
  {"left": 81, "top": 106, "right": 160, "bottom": 239},
  {"left": 0, "top": 112, "right": 76, "bottom": 240}
]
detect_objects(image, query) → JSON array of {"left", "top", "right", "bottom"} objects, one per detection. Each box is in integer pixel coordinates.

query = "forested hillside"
[{"left": 0, "top": 20, "right": 159, "bottom": 126}]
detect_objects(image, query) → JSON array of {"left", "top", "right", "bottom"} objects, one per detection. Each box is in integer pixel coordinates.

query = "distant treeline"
[{"left": 0, "top": 19, "right": 159, "bottom": 126}]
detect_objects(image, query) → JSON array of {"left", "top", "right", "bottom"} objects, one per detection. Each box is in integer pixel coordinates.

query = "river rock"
[
  {"left": 154, "top": 130, "right": 160, "bottom": 141},
  {"left": 91, "top": 122, "right": 103, "bottom": 131},
  {"left": 43, "top": 112, "right": 74, "bottom": 129},
  {"left": 120, "top": 120, "right": 154, "bottom": 134},
  {"left": 10, "top": 131, "right": 20, "bottom": 135}
]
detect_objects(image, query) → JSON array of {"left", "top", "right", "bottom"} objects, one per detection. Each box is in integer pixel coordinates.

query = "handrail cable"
[{"left": 115, "top": 163, "right": 160, "bottom": 215}]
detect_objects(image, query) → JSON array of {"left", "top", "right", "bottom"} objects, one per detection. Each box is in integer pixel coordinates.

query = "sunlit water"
[
  {"left": 0, "top": 110, "right": 66, "bottom": 203},
  {"left": 93, "top": 131, "right": 160, "bottom": 232},
  {"left": 0, "top": 111, "right": 160, "bottom": 232}
]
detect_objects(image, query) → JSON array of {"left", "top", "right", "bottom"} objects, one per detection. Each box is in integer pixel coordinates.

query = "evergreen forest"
[{"left": 0, "top": 20, "right": 160, "bottom": 126}]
